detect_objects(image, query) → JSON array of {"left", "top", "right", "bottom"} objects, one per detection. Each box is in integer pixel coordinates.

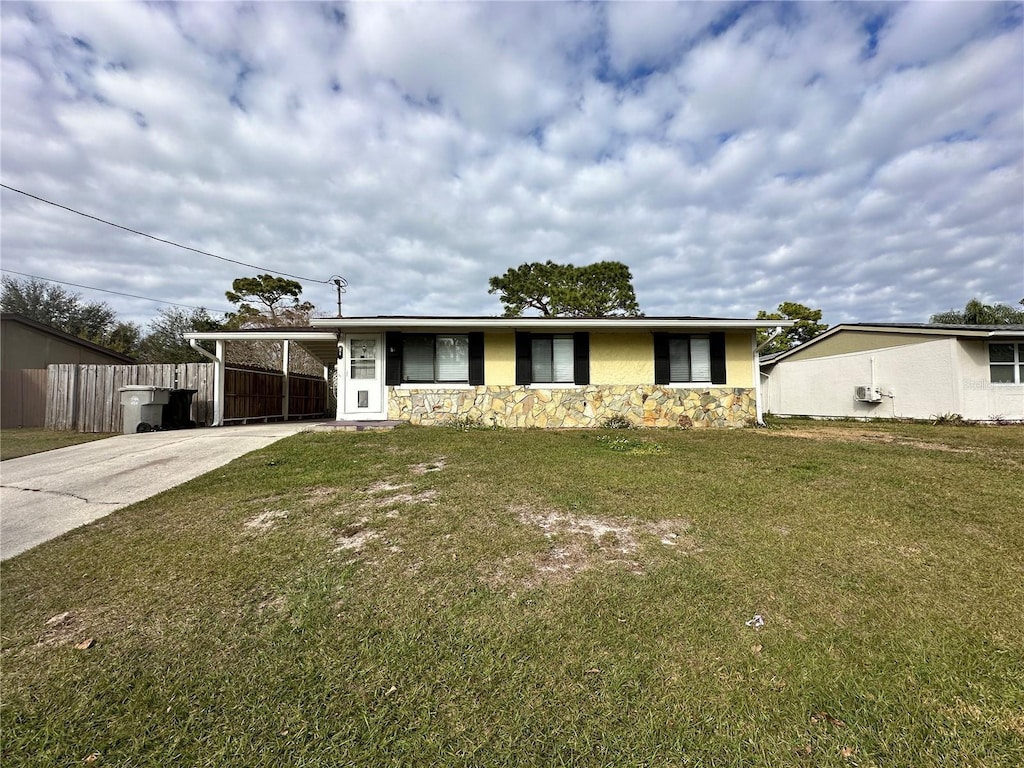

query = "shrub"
[
  {"left": 930, "top": 412, "right": 970, "bottom": 426},
  {"left": 444, "top": 415, "right": 502, "bottom": 431},
  {"left": 600, "top": 414, "right": 635, "bottom": 429}
]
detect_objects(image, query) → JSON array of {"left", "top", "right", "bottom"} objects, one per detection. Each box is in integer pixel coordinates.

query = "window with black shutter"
[
  {"left": 515, "top": 331, "right": 589, "bottom": 385},
  {"left": 654, "top": 332, "right": 727, "bottom": 385}
]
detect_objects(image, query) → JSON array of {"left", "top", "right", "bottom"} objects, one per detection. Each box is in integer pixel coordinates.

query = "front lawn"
[
  {"left": 2, "top": 422, "right": 1022, "bottom": 767},
  {"left": 0, "top": 428, "right": 117, "bottom": 461}
]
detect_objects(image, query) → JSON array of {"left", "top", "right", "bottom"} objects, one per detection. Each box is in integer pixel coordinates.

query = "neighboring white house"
[{"left": 761, "top": 324, "right": 1024, "bottom": 422}]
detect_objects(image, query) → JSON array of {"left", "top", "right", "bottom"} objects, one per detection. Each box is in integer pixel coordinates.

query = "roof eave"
[
  {"left": 308, "top": 317, "right": 793, "bottom": 332},
  {"left": 183, "top": 330, "right": 338, "bottom": 341}
]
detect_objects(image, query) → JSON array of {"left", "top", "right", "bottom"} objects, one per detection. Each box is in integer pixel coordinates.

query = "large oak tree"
[{"left": 488, "top": 261, "right": 641, "bottom": 317}]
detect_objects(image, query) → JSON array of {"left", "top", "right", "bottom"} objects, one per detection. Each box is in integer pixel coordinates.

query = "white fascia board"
[
  {"left": 183, "top": 331, "right": 338, "bottom": 341},
  {"left": 309, "top": 317, "right": 794, "bottom": 332}
]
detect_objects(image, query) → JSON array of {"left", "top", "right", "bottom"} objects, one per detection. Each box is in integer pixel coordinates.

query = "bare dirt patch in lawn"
[
  {"left": 304, "top": 486, "right": 346, "bottom": 499},
  {"left": 1006, "top": 712, "right": 1024, "bottom": 737},
  {"left": 362, "top": 480, "right": 413, "bottom": 494},
  {"left": 483, "top": 507, "right": 699, "bottom": 587},
  {"left": 409, "top": 457, "right": 446, "bottom": 474},
  {"left": 764, "top": 427, "right": 975, "bottom": 454},
  {"left": 243, "top": 509, "right": 289, "bottom": 532},
  {"left": 374, "top": 489, "right": 438, "bottom": 508},
  {"left": 326, "top": 476, "right": 445, "bottom": 558},
  {"left": 335, "top": 518, "right": 379, "bottom": 552},
  {"left": 36, "top": 611, "right": 91, "bottom": 648}
]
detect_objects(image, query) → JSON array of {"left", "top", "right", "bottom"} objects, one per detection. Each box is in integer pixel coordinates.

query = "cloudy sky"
[{"left": 2, "top": 1, "right": 1022, "bottom": 329}]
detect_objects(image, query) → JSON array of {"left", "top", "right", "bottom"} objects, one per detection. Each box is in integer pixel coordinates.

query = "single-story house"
[
  {"left": 185, "top": 316, "right": 791, "bottom": 428},
  {"left": 760, "top": 323, "right": 1024, "bottom": 422},
  {"left": 1, "top": 313, "right": 135, "bottom": 369}
]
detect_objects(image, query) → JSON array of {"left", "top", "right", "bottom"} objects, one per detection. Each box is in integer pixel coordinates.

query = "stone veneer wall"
[{"left": 388, "top": 385, "right": 756, "bottom": 428}]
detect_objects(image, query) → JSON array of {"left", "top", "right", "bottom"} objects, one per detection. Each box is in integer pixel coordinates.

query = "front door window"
[{"left": 350, "top": 338, "right": 376, "bottom": 379}]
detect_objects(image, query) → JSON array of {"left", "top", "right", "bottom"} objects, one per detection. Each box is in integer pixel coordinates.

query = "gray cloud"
[{"left": 1, "top": 1, "right": 1021, "bottom": 330}]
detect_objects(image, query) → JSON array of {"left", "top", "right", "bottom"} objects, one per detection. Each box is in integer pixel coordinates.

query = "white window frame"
[
  {"left": 988, "top": 341, "right": 1024, "bottom": 385},
  {"left": 668, "top": 334, "right": 712, "bottom": 384},
  {"left": 401, "top": 334, "right": 470, "bottom": 385},
  {"left": 531, "top": 334, "right": 575, "bottom": 384}
]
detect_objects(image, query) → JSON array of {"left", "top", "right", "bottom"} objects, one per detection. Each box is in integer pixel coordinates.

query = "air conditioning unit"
[{"left": 854, "top": 385, "right": 883, "bottom": 403}]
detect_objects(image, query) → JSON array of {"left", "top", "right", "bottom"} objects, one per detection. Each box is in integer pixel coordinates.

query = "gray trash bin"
[{"left": 119, "top": 386, "right": 172, "bottom": 434}]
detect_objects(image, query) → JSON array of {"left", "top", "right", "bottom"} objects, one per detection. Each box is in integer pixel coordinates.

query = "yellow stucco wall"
[
  {"left": 484, "top": 332, "right": 516, "bottom": 386},
  {"left": 725, "top": 332, "right": 753, "bottom": 387},
  {"left": 481, "top": 330, "right": 753, "bottom": 387},
  {"left": 590, "top": 333, "right": 655, "bottom": 384}
]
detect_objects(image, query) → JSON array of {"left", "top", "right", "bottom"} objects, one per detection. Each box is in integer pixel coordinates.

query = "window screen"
[
  {"left": 402, "top": 335, "right": 468, "bottom": 383},
  {"left": 532, "top": 335, "right": 574, "bottom": 383},
  {"left": 669, "top": 335, "right": 711, "bottom": 382}
]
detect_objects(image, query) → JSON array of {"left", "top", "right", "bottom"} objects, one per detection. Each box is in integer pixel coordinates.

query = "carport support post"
[
  {"left": 282, "top": 340, "right": 290, "bottom": 421},
  {"left": 335, "top": 335, "right": 344, "bottom": 421},
  {"left": 214, "top": 340, "right": 225, "bottom": 427}
]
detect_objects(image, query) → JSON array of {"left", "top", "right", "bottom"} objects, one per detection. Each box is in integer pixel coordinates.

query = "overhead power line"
[
  {"left": 1, "top": 183, "right": 330, "bottom": 284},
  {"left": 1, "top": 268, "right": 233, "bottom": 314}
]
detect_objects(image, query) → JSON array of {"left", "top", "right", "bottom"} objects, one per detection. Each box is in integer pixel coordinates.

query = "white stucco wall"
[
  {"left": 954, "top": 339, "right": 1024, "bottom": 421},
  {"left": 764, "top": 337, "right": 1024, "bottom": 421}
]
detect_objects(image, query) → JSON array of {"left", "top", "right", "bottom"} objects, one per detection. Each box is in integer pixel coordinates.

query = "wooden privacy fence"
[
  {"left": 1, "top": 369, "right": 48, "bottom": 428},
  {"left": 223, "top": 367, "right": 326, "bottom": 423},
  {"left": 45, "top": 363, "right": 327, "bottom": 433}
]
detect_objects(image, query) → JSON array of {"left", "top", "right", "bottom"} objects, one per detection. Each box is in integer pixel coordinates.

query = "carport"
[{"left": 183, "top": 328, "right": 339, "bottom": 427}]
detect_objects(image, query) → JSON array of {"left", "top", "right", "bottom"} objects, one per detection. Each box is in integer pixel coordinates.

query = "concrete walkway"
[{"left": 0, "top": 422, "right": 313, "bottom": 561}]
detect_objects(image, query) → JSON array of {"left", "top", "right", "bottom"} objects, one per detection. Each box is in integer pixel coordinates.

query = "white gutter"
[
  {"left": 188, "top": 337, "right": 219, "bottom": 364},
  {"left": 753, "top": 327, "right": 785, "bottom": 425},
  {"left": 189, "top": 338, "right": 225, "bottom": 427}
]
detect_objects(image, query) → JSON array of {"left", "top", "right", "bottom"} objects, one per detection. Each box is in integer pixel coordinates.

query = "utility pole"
[{"left": 330, "top": 276, "right": 347, "bottom": 317}]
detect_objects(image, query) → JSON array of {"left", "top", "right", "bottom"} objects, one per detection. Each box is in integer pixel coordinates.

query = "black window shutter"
[
  {"left": 468, "top": 332, "right": 484, "bottom": 386},
  {"left": 653, "top": 333, "right": 670, "bottom": 385},
  {"left": 385, "top": 331, "right": 403, "bottom": 386},
  {"left": 515, "top": 332, "right": 532, "bottom": 386},
  {"left": 710, "top": 332, "right": 726, "bottom": 385},
  {"left": 573, "top": 332, "right": 590, "bottom": 385}
]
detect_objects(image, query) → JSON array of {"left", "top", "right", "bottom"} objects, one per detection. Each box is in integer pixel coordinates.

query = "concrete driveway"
[{"left": 0, "top": 422, "right": 314, "bottom": 561}]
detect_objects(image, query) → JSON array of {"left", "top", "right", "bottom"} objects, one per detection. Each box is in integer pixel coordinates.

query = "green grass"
[
  {"left": 0, "top": 428, "right": 117, "bottom": 461},
  {"left": 2, "top": 422, "right": 1022, "bottom": 767}
]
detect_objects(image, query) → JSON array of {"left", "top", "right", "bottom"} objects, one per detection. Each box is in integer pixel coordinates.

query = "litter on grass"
[{"left": 745, "top": 614, "right": 766, "bottom": 629}]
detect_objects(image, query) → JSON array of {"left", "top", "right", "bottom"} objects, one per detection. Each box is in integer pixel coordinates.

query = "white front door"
[{"left": 341, "top": 334, "right": 386, "bottom": 420}]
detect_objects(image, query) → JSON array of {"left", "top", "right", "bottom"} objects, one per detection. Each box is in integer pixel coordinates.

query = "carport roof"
[{"left": 184, "top": 328, "right": 339, "bottom": 366}]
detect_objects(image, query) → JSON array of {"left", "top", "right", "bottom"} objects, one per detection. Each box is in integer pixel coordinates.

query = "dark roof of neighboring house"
[
  {"left": 760, "top": 322, "right": 1024, "bottom": 366},
  {"left": 835, "top": 322, "right": 1024, "bottom": 332},
  {"left": 0, "top": 312, "right": 136, "bottom": 363}
]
